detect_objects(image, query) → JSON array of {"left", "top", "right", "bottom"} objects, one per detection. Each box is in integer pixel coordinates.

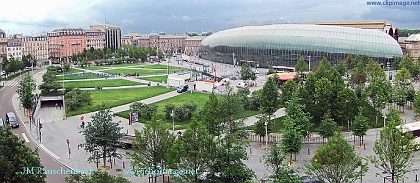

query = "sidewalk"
[{"left": 17, "top": 58, "right": 284, "bottom": 182}]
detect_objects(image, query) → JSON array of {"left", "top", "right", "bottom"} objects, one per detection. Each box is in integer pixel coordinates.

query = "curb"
[{"left": 13, "top": 94, "right": 75, "bottom": 172}]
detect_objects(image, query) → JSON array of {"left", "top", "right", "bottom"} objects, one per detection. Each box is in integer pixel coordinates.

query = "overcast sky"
[{"left": 1, "top": 0, "right": 419, "bottom": 36}]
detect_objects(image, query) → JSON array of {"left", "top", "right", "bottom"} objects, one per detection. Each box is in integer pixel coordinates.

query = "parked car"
[
  {"left": 236, "top": 82, "right": 248, "bottom": 88},
  {"left": 220, "top": 78, "right": 230, "bottom": 85},
  {"left": 5, "top": 112, "right": 19, "bottom": 128},
  {"left": 177, "top": 84, "right": 189, "bottom": 93}
]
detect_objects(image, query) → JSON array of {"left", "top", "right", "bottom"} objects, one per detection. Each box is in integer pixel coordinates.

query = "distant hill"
[{"left": 398, "top": 29, "right": 420, "bottom": 37}]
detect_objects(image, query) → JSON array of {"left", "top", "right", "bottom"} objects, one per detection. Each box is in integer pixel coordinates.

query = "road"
[{"left": 0, "top": 71, "right": 69, "bottom": 183}]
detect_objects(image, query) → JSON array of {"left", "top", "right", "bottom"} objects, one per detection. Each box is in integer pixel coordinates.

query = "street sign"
[{"left": 66, "top": 139, "right": 70, "bottom": 144}]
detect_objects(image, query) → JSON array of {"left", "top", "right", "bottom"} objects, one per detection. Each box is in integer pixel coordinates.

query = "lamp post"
[
  {"left": 307, "top": 55, "right": 311, "bottom": 71},
  {"left": 171, "top": 110, "right": 174, "bottom": 132},
  {"left": 383, "top": 115, "right": 387, "bottom": 128},
  {"left": 265, "top": 120, "right": 268, "bottom": 147}
]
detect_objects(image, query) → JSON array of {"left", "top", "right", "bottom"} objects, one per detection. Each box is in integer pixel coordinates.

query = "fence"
[{"left": 247, "top": 131, "right": 356, "bottom": 144}]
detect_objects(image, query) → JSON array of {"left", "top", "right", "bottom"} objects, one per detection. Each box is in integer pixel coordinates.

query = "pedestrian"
[
  {"left": 81, "top": 121, "right": 85, "bottom": 129},
  {"left": 59, "top": 103, "right": 62, "bottom": 110},
  {"left": 148, "top": 82, "right": 151, "bottom": 87},
  {"left": 55, "top": 103, "right": 58, "bottom": 109}
]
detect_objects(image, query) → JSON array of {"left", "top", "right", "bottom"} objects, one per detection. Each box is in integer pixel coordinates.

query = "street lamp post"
[
  {"left": 307, "top": 55, "right": 311, "bottom": 71},
  {"left": 265, "top": 120, "right": 268, "bottom": 147},
  {"left": 171, "top": 110, "right": 174, "bottom": 132},
  {"left": 384, "top": 115, "right": 387, "bottom": 127}
]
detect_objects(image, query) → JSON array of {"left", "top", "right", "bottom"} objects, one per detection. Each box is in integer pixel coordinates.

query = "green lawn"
[
  {"left": 62, "top": 79, "right": 144, "bottom": 88},
  {"left": 57, "top": 72, "right": 114, "bottom": 80},
  {"left": 63, "top": 68, "right": 85, "bottom": 74},
  {"left": 102, "top": 68, "right": 183, "bottom": 76},
  {"left": 141, "top": 64, "right": 183, "bottom": 70},
  {"left": 138, "top": 76, "right": 168, "bottom": 82},
  {"left": 115, "top": 92, "right": 263, "bottom": 130},
  {"left": 67, "top": 87, "right": 174, "bottom": 116},
  {"left": 101, "top": 63, "right": 143, "bottom": 67}
]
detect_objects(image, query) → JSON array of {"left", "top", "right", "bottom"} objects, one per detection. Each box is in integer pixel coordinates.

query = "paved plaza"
[{"left": 13, "top": 56, "right": 420, "bottom": 182}]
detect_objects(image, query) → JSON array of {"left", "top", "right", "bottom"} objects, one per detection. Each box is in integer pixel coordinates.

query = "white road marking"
[
  {"left": 39, "top": 144, "right": 61, "bottom": 160},
  {"left": 21, "top": 133, "right": 30, "bottom": 142}
]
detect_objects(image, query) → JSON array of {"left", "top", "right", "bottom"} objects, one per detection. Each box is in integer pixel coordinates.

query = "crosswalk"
[{"left": 3, "top": 80, "right": 21, "bottom": 87}]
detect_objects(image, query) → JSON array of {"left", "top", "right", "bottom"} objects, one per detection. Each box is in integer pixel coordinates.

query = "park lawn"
[
  {"left": 81, "top": 66, "right": 108, "bottom": 71},
  {"left": 138, "top": 76, "right": 168, "bottom": 83},
  {"left": 102, "top": 68, "right": 182, "bottom": 76},
  {"left": 67, "top": 86, "right": 174, "bottom": 116},
  {"left": 101, "top": 63, "right": 144, "bottom": 67},
  {"left": 62, "top": 79, "right": 144, "bottom": 88},
  {"left": 62, "top": 68, "right": 85, "bottom": 74},
  {"left": 56, "top": 72, "right": 110, "bottom": 80},
  {"left": 141, "top": 64, "right": 184, "bottom": 70},
  {"left": 115, "top": 92, "right": 263, "bottom": 130}
]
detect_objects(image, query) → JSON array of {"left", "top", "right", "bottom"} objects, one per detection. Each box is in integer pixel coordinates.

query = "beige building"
[
  {"left": 184, "top": 36, "right": 206, "bottom": 56},
  {"left": 126, "top": 32, "right": 203, "bottom": 54},
  {"left": 7, "top": 36, "right": 22, "bottom": 61},
  {"left": 22, "top": 35, "right": 49, "bottom": 60},
  {"left": 0, "top": 29, "right": 7, "bottom": 58},
  {"left": 310, "top": 21, "right": 398, "bottom": 40},
  {"left": 85, "top": 30, "right": 105, "bottom": 50},
  {"left": 405, "top": 34, "right": 420, "bottom": 60}
]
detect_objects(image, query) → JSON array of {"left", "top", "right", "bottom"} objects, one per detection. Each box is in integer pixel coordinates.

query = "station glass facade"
[{"left": 199, "top": 24, "right": 403, "bottom": 68}]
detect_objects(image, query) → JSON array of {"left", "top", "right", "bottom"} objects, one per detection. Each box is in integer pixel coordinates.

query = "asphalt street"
[{"left": 0, "top": 70, "right": 70, "bottom": 183}]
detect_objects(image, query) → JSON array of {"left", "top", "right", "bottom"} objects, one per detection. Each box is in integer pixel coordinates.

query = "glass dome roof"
[{"left": 200, "top": 24, "right": 403, "bottom": 58}]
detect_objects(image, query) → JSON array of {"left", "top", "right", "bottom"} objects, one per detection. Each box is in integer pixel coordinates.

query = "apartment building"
[
  {"left": 184, "top": 36, "right": 206, "bottom": 56},
  {"left": 405, "top": 34, "right": 420, "bottom": 60},
  {"left": 22, "top": 35, "right": 49, "bottom": 60},
  {"left": 48, "top": 28, "right": 86, "bottom": 62},
  {"left": 90, "top": 24, "right": 121, "bottom": 51},
  {"left": 6, "top": 36, "right": 22, "bottom": 61},
  {"left": 0, "top": 29, "right": 7, "bottom": 58},
  {"left": 85, "top": 30, "right": 105, "bottom": 50}
]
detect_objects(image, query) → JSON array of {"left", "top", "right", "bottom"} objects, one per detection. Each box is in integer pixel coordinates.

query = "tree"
[
  {"left": 313, "top": 78, "right": 334, "bottom": 123},
  {"left": 0, "top": 127, "right": 46, "bottom": 183},
  {"left": 219, "top": 85, "right": 246, "bottom": 134},
  {"left": 264, "top": 142, "right": 302, "bottom": 183},
  {"left": 413, "top": 91, "right": 420, "bottom": 118},
  {"left": 65, "top": 87, "right": 92, "bottom": 111},
  {"left": 240, "top": 62, "right": 256, "bottom": 81},
  {"left": 335, "top": 61, "right": 347, "bottom": 76},
  {"left": 305, "top": 131, "right": 368, "bottom": 183},
  {"left": 260, "top": 76, "right": 280, "bottom": 123},
  {"left": 336, "top": 87, "right": 359, "bottom": 129},
  {"left": 285, "top": 94, "right": 312, "bottom": 138},
  {"left": 294, "top": 56, "right": 309, "bottom": 74},
  {"left": 351, "top": 107, "right": 369, "bottom": 145},
  {"left": 18, "top": 73, "right": 36, "bottom": 114},
  {"left": 39, "top": 67, "right": 61, "bottom": 94},
  {"left": 364, "top": 63, "right": 391, "bottom": 124},
  {"left": 280, "top": 79, "right": 297, "bottom": 105},
  {"left": 167, "top": 119, "right": 216, "bottom": 182},
  {"left": 65, "top": 170, "right": 130, "bottom": 183},
  {"left": 200, "top": 92, "right": 223, "bottom": 135},
  {"left": 281, "top": 118, "right": 304, "bottom": 163},
  {"left": 371, "top": 108, "right": 418, "bottom": 183},
  {"left": 129, "top": 102, "right": 157, "bottom": 122},
  {"left": 318, "top": 112, "right": 338, "bottom": 144},
  {"left": 127, "top": 120, "right": 174, "bottom": 181},
  {"left": 254, "top": 114, "right": 271, "bottom": 142},
  {"left": 209, "top": 131, "right": 255, "bottom": 182},
  {"left": 81, "top": 106, "right": 124, "bottom": 168},
  {"left": 394, "top": 67, "right": 412, "bottom": 90}
]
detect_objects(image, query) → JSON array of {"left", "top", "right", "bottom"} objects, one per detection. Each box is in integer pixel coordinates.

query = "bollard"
[
  {"left": 110, "top": 160, "right": 113, "bottom": 169},
  {"left": 308, "top": 148, "right": 310, "bottom": 155},
  {"left": 123, "top": 162, "right": 125, "bottom": 169},
  {"left": 250, "top": 148, "right": 252, "bottom": 154},
  {"left": 364, "top": 144, "right": 366, "bottom": 150},
  {"left": 415, "top": 174, "right": 418, "bottom": 182},
  {"left": 114, "top": 158, "right": 116, "bottom": 164},
  {"left": 96, "top": 159, "right": 98, "bottom": 169}
]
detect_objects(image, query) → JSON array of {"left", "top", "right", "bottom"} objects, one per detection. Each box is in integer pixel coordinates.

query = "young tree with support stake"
[
  {"left": 305, "top": 131, "right": 368, "bottom": 183},
  {"left": 351, "top": 107, "right": 369, "bottom": 146},
  {"left": 264, "top": 142, "right": 301, "bottom": 183},
  {"left": 18, "top": 73, "right": 36, "bottom": 115},
  {"left": 81, "top": 105, "right": 124, "bottom": 169},
  {"left": 371, "top": 108, "right": 418, "bottom": 183}
]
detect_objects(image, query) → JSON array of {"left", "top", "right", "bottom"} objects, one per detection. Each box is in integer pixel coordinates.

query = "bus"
[
  {"left": 397, "top": 121, "right": 420, "bottom": 150},
  {"left": 272, "top": 66, "right": 295, "bottom": 73}
]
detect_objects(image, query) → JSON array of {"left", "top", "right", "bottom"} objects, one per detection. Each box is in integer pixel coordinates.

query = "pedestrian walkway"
[{"left": 16, "top": 57, "right": 283, "bottom": 182}]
